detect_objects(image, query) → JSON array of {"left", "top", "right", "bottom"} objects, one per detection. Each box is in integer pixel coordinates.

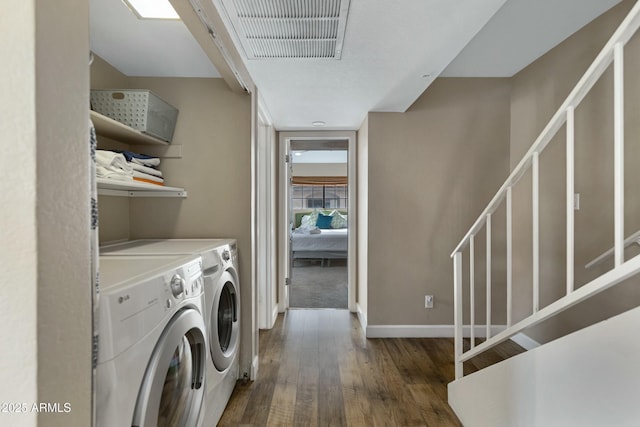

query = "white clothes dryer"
[
  {"left": 204, "top": 240, "right": 241, "bottom": 425},
  {"left": 96, "top": 254, "right": 206, "bottom": 427},
  {"left": 100, "top": 239, "right": 241, "bottom": 426}
]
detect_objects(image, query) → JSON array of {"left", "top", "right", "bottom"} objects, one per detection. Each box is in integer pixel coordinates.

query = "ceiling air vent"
[{"left": 222, "top": 0, "right": 350, "bottom": 59}]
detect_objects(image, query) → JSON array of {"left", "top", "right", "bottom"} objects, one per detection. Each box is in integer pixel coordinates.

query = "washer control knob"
[
  {"left": 222, "top": 250, "right": 231, "bottom": 261},
  {"left": 170, "top": 274, "right": 185, "bottom": 298}
]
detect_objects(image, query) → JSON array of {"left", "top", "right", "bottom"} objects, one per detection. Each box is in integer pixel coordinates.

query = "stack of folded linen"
[
  {"left": 96, "top": 150, "right": 133, "bottom": 181},
  {"left": 116, "top": 150, "right": 164, "bottom": 186},
  {"left": 95, "top": 150, "right": 165, "bottom": 186}
]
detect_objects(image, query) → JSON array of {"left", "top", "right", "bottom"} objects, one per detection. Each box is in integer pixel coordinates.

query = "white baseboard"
[
  {"left": 511, "top": 332, "right": 541, "bottom": 350},
  {"left": 356, "top": 303, "right": 367, "bottom": 330},
  {"left": 270, "top": 304, "right": 279, "bottom": 328},
  {"left": 365, "top": 324, "right": 507, "bottom": 339}
]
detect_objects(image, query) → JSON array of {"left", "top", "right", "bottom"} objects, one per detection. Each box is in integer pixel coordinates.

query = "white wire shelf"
[{"left": 97, "top": 178, "right": 187, "bottom": 198}]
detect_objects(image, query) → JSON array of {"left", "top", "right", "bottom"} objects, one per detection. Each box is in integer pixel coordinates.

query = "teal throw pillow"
[{"left": 316, "top": 213, "right": 333, "bottom": 229}]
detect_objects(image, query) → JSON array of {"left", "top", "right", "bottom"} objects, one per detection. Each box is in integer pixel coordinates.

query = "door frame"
[
  {"left": 278, "top": 130, "right": 357, "bottom": 312},
  {"left": 256, "top": 101, "right": 278, "bottom": 330},
  {"left": 255, "top": 98, "right": 278, "bottom": 329}
]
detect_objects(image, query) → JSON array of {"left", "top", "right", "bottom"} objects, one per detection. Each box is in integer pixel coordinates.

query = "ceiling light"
[
  {"left": 294, "top": 152, "right": 302, "bottom": 156},
  {"left": 123, "top": 0, "right": 180, "bottom": 20},
  {"left": 312, "top": 121, "right": 326, "bottom": 127}
]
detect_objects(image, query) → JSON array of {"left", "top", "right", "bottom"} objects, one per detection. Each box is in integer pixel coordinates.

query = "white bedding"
[{"left": 292, "top": 228, "right": 348, "bottom": 253}]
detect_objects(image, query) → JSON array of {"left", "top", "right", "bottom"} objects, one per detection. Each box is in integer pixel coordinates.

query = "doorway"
[
  {"left": 289, "top": 144, "right": 349, "bottom": 308},
  {"left": 278, "top": 131, "right": 357, "bottom": 312}
]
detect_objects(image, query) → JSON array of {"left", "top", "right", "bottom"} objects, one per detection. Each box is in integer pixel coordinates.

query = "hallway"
[{"left": 218, "top": 309, "right": 523, "bottom": 426}]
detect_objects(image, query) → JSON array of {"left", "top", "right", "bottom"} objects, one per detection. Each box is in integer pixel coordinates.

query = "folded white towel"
[
  {"left": 96, "top": 165, "right": 134, "bottom": 181},
  {"left": 96, "top": 150, "right": 133, "bottom": 173},
  {"left": 131, "top": 163, "right": 163, "bottom": 178}
]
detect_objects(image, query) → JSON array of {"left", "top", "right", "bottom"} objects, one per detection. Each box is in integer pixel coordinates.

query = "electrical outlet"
[{"left": 425, "top": 295, "right": 434, "bottom": 309}]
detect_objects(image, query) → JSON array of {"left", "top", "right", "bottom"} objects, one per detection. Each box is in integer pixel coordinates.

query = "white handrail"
[
  {"left": 585, "top": 229, "right": 640, "bottom": 269},
  {"left": 451, "top": 0, "right": 640, "bottom": 381}
]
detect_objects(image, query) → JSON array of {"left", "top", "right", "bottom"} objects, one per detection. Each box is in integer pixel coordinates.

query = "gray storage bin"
[{"left": 90, "top": 89, "right": 179, "bottom": 142}]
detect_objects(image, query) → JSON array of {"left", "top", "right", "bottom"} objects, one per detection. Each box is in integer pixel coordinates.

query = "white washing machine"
[
  {"left": 100, "top": 239, "right": 241, "bottom": 426},
  {"left": 96, "top": 254, "right": 206, "bottom": 427}
]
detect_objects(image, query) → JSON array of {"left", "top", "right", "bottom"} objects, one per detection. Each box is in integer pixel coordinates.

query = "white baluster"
[
  {"left": 614, "top": 42, "right": 624, "bottom": 267},
  {"left": 532, "top": 152, "right": 540, "bottom": 313},
  {"left": 486, "top": 214, "right": 492, "bottom": 339}
]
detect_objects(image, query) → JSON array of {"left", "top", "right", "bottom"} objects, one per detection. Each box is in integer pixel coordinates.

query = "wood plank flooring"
[{"left": 217, "top": 309, "right": 524, "bottom": 427}]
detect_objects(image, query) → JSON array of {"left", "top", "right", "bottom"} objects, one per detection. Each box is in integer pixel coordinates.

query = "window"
[{"left": 292, "top": 184, "right": 347, "bottom": 210}]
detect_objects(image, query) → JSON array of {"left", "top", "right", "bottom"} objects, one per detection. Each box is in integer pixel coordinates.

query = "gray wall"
[{"left": 365, "top": 78, "right": 511, "bottom": 326}]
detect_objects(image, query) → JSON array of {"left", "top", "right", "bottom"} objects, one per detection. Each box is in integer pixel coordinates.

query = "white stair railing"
[
  {"left": 451, "top": 1, "right": 640, "bottom": 381},
  {"left": 585, "top": 229, "right": 640, "bottom": 269}
]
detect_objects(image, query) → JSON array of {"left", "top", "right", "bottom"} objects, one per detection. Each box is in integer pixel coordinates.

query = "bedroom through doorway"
[{"left": 289, "top": 140, "right": 349, "bottom": 309}]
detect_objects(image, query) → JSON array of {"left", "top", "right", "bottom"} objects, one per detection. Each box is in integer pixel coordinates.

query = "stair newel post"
[{"left": 453, "top": 251, "right": 463, "bottom": 380}]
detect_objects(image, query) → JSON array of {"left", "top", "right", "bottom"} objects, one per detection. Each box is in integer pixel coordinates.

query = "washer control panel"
[
  {"left": 170, "top": 274, "right": 185, "bottom": 298},
  {"left": 164, "top": 257, "right": 203, "bottom": 309}
]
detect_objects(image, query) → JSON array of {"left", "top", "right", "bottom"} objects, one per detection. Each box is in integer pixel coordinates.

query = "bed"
[
  {"left": 291, "top": 210, "right": 348, "bottom": 262},
  {"left": 292, "top": 228, "right": 348, "bottom": 260}
]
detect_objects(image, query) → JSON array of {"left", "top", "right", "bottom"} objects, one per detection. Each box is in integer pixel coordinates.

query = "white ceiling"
[
  {"left": 90, "top": 0, "right": 220, "bottom": 77},
  {"left": 90, "top": 0, "right": 622, "bottom": 130},
  {"left": 442, "top": 0, "right": 622, "bottom": 77}
]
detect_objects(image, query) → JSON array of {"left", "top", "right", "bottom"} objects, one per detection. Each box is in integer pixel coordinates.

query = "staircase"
[{"left": 448, "top": 1, "right": 640, "bottom": 425}]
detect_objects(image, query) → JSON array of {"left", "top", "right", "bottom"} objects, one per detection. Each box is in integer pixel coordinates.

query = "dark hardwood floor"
[{"left": 218, "top": 309, "right": 524, "bottom": 427}]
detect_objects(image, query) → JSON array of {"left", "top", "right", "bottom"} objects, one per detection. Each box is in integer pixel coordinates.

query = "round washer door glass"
[
  {"left": 158, "top": 335, "right": 195, "bottom": 426},
  {"left": 211, "top": 270, "right": 240, "bottom": 371},
  {"left": 133, "top": 309, "right": 206, "bottom": 427},
  {"left": 218, "top": 282, "right": 236, "bottom": 352}
]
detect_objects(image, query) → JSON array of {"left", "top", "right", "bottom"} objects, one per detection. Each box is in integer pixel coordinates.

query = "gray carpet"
[{"left": 289, "top": 261, "right": 348, "bottom": 309}]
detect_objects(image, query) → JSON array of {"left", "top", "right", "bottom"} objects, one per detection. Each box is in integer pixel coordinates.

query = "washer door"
[
  {"left": 210, "top": 270, "right": 240, "bottom": 371},
  {"left": 133, "top": 308, "right": 206, "bottom": 427}
]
